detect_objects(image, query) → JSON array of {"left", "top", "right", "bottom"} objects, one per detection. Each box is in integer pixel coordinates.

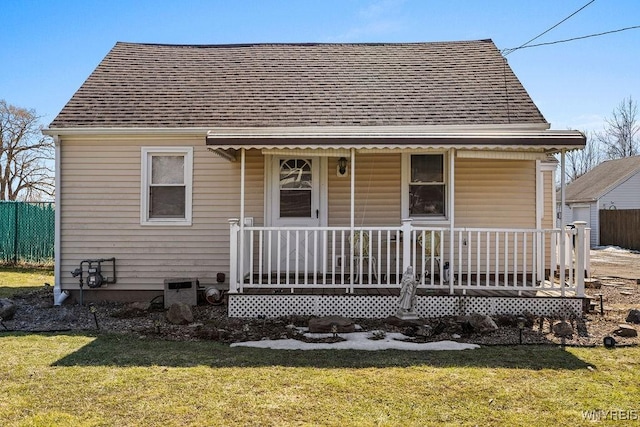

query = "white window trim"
[
  {"left": 140, "top": 147, "right": 193, "bottom": 226},
  {"left": 401, "top": 152, "right": 450, "bottom": 223}
]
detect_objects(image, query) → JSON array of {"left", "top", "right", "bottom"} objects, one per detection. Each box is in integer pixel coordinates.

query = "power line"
[
  {"left": 504, "top": 25, "right": 640, "bottom": 53},
  {"left": 502, "top": 0, "right": 596, "bottom": 56}
]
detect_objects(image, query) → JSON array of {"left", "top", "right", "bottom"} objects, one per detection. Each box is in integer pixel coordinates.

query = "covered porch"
[{"left": 208, "top": 126, "right": 588, "bottom": 318}]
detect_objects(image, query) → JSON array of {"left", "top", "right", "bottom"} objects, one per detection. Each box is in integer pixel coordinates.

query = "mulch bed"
[{"left": 2, "top": 277, "right": 639, "bottom": 347}]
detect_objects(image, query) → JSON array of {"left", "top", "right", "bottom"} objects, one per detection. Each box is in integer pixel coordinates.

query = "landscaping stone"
[
  {"left": 494, "top": 314, "right": 518, "bottom": 327},
  {"left": 522, "top": 311, "right": 536, "bottom": 327},
  {"left": 308, "top": 315, "right": 355, "bottom": 333},
  {"left": 626, "top": 309, "right": 640, "bottom": 324},
  {"left": 166, "top": 302, "right": 193, "bottom": 325},
  {"left": 613, "top": 324, "right": 638, "bottom": 338},
  {"left": 415, "top": 325, "right": 433, "bottom": 338},
  {"left": 584, "top": 278, "right": 602, "bottom": 289},
  {"left": 468, "top": 313, "right": 498, "bottom": 334},
  {"left": 553, "top": 321, "right": 573, "bottom": 337},
  {"left": 0, "top": 298, "right": 17, "bottom": 320},
  {"left": 385, "top": 316, "right": 424, "bottom": 328}
]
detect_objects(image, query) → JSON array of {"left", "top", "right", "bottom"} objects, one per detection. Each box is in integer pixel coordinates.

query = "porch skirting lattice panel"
[{"left": 228, "top": 293, "right": 584, "bottom": 319}]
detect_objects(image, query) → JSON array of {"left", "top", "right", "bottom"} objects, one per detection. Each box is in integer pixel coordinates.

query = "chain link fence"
[{"left": 0, "top": 201, "right": 55, "bottom": 265}]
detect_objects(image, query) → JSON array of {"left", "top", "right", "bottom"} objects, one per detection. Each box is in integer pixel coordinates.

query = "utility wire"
[
  {"left": 502, "top": 0, "right": 596, "bottom": 56},
  {"left": 504, "top": 25, "right": 640, "bottom": 54}
]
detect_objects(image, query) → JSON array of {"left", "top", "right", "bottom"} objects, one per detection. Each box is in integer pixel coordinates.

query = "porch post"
[
  {"left": 401, "top": 218, "right": 413, "bottom": 272},
  {"left": 239, "top": 148, "right": 246, "bottom": 292},
  {"left": 349, "top": 148, "right": 355, "bottom": 293},
  {"left": 350, "top": 148, "right": 355, "bottom": 229},
  {"left": 574, "top": 221, "right": 587, "bottom": 297},
  {"left": 535, "top": 160, "right": 542, "bottom": 229},
  {"left": 228, "top": 218, "right": 240, "bottom": 293},
  {"left": 449, "top": 148, "right": 456, "bottom": 294},
  {"left": 559, "top": 149, "right": 566, "bottom": 292},
  {"left": 240, "top": 148, "right": 246, "bottom": 224}
]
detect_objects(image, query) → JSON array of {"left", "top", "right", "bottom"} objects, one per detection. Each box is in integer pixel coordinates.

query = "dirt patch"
[
  {"left": 590, "top": 247, "right": 640, "bottom": 280},
  {"left": 2, "top": 250, "right": 639, "bottom": 348}
]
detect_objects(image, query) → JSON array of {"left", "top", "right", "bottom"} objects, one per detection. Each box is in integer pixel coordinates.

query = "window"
[
  {"left": 279, "top": 159, "right": 312, "bottom": 218},
  {"left": 141, "top": 147, "right": 193, "bottom": 225},
  {"left": 405, "top": 153, "right": 446, "bottom": 218}
]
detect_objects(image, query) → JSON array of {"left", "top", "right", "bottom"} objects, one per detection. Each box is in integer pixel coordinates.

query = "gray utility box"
[{"left": 163, "top": 278, "right": 199, "bottom": 308}]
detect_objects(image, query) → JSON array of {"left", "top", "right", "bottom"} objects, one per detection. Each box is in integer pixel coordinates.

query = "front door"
[{"left": 268, "top": 157, "right": 326, "bottom": 272}]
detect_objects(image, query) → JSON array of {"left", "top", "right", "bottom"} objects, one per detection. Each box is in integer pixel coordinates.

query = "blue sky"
[{"left": 1, "top": 0, "right": 638, "bottom": 132}]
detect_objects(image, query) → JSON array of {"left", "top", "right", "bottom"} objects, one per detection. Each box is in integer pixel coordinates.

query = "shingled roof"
[
  {"left": 565, "top": 156, "right": 640, "bottom": 203},
  {"left": 50, "top": 40, "right": 547, "bottom": 129}
]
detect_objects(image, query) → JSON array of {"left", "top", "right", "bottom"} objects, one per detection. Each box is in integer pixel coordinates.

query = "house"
[
  {"left": 44, "top": 40, "right": 587, "bottom": 318},
  {"left": 561, "top": 155, "right": 640, "bottom": 247}
]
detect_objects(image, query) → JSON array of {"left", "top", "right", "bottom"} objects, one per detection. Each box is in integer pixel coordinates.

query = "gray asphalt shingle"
[{"left": 50, "top": 40, "right": 547, "bottom": 128}]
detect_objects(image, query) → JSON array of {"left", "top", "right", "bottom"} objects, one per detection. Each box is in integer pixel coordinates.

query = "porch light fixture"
[{"left": 337, "top": 157, "right": 348, "bottom": 177}]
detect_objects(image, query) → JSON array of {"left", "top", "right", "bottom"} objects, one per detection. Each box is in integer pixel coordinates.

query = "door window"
[{"left": 279, "top": 159, "right": 313, "bottom": 218}]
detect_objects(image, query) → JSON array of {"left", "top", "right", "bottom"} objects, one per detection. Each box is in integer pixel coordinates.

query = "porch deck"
[
  {"left": 236, "top": 286, "right": 577, "bottom": 298},
  {"left": 239, "top": 272, "right": 574, "bottom": 297}
]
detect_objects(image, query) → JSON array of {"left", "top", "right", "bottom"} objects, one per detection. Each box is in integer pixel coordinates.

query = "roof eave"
[
  {"left": 42, "top": 127, "right": 212, "bottom": 138},
  {"left": 205, "top": 125, "right": 585, "bottom": 153}
]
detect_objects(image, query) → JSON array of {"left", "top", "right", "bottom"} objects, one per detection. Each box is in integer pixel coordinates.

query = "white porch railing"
[{"left": 228, "top": 219, "right": 589, "bottom": 297}]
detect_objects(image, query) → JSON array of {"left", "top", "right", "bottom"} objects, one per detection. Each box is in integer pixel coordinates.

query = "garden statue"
[{"left": 396, "top": 266, "right": 419, "bottom": 319}]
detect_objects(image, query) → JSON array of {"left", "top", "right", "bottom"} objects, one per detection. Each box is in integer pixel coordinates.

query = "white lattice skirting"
[{"left": 228, "top": 294, "right": 584, "bottom": 318}]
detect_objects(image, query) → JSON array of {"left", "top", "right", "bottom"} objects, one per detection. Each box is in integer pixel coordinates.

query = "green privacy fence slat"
[{"left": 0, "top": 201, "right": 55, "bottom": 264}]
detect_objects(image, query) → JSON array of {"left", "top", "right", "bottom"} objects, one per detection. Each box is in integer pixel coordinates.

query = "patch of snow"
[
  {"left": 230, "top": 332, "right": 480, "bottom": 351},
  {"left": 594, "top": 246, "right": 631, "bottom": 254}
]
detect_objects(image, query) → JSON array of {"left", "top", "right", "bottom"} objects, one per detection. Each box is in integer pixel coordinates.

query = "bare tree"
[
  {"left": 0, "top": 100, "right": 54, "bottom": 201},
  {"left": 565, "top": 130, "right": 602, "bottom": 182},
  {"left": 596, "top": 96, "right": 640, "bottom": 159}
]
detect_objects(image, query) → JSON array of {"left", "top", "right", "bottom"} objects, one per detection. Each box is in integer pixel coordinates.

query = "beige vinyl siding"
[
  {"left": 328, "top": 153, "right": 401, "bottom": 226},
  {"left": 328, "top": 155, "right": 538, "bottom": 228},
  {"left": 454, "top": 158, "right": 537, "bottom": 274},
  {"left": 543, "top": 169, "right": 555, "bottom": 230},
  {"left": 455, "top": 158, "right": 536, "bottom": 228},
  {"left": 242, "top": 150, "right": 266, "bottom": 225},
  {"left": 60, "top": 138, "right": 259, "bottom": 291},
  {"left": 61, "top": 143, "right": 551, "bottom": 290}
]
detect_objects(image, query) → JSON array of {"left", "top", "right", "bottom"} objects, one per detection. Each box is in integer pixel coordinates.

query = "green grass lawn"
[
  {"left": 2, "top": 268, "right": 638, "bottom": 425},
  {"left": 0, "top": 332, "right": 638, "bottom": 426},
  {"left": 0, "top": 266, "right": 54, "bottom": 298}
]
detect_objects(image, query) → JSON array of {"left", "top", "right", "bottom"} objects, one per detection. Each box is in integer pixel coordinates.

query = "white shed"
[{"left": 562, "top": 156, "right": 640, "bottom": 247}]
